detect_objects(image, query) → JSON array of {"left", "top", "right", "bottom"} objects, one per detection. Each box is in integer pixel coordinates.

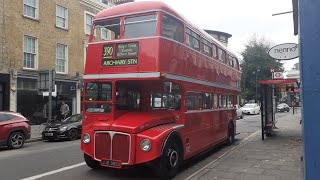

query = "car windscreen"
[{"left": 243, "top": 104, "right": 255, "bottom": 108}]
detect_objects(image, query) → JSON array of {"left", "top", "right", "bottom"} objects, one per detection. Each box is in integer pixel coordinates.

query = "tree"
[{"left": 240, "top": 36, "right": 284, "bottom": 102}]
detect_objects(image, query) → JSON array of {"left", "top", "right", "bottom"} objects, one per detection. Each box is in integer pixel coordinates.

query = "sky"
[{"left": 136, "top": 0, "right": 299, "bottom": 71}]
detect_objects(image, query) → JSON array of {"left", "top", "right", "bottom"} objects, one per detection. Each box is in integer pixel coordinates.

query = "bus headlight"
[
  {"left": 140, "top": 139, "right": 151, "bottom": 152},
  {"left": 83, "top": 133, "right": 91, "bottom": 144}
]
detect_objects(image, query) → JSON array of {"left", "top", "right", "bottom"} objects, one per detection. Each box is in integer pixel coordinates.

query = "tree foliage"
[{"left": 240, "top": 36, "right": 284, "bottom": 101}]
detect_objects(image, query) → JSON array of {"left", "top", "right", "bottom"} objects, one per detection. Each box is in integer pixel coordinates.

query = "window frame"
[
  {"left": 85, "top": 11, "right": 95, "bottom": 35},
  {"left": 212, "top": 44, "right": 218, "bottom": 59},
  {"left": 202, "top": 93, "right": 213, "bottom": 110},
  {"left": 23, "top": 0, "right": 39, "bottom": 20},
  {"left": 56, "top": 43, "right": 68, "bottom": 74},
  {"left": 201, "top": 38, "right": 213, "bottom": 57},
  {"left": 186, "top": 27, "right": 200, "bottom": 51},
  {"left": 186, "top": 92, "right": 202, "bottom": 111},
  {"left": 23, "top": 35, "right": 38, "bottom": 70},
  {"left": 124, "top": 14, "right": 158, "bottom": 39},
  {"left": 56, "top": 4, "right": 68, "bottom": 30},
  {"left": 218, "top": 48, "right": 226, "bottom": 63}
]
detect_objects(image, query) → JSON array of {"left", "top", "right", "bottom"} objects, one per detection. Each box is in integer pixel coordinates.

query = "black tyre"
[
  {"left": 7, "top": 131, "right": 25, "bottom": 149},
  {"left": 240, "top": 115, "right": 243, "bottom": 119},
  {"left": 68, "top": 129, "right": 78, "bottom": 141},
  {"left": 84, "top": 153, "right": 101, "bottom": 169},
  {"left": 226, "top": 123, "right": 235, "bottom": 145},
  {"left": 156, "top": 137, "right": 182, "bottom": 179}
]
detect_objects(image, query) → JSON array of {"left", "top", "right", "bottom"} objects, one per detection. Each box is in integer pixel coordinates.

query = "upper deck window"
[
  {"left": 218, "top": 48, "right": 226, "bottom": 63},
  {"left": 202, "top": 38, "right": 212, "bottom": 57},
  {"left": 93, "top": 19, "right": 121, "bottom": 42},
  {"left": 124, "top": 14, "right": 157, "bottom": 39},
  {"left": 186, "top": 28, "right": 200, "bottom": 50},
  {"left": 162, "top": 15, "right": 183, "bottom": 43},
  {"left": 228, "top": 55, "right": 234, "bottom": 67},
  {"left": 212, "top": 44, "right": 217, "bottom": 58}
]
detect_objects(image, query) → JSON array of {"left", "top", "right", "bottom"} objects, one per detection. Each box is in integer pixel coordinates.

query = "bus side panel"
[{"left": 184, "top": 111, "right": 221, "bottom": 159}]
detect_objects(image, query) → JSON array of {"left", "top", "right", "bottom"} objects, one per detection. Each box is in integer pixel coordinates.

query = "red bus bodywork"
[{"left": 81, "top": 1, "right": 240, "bottom": 177}]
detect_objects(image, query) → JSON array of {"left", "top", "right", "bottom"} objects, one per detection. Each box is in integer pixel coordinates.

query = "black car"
[{"left": 42, "top": 114, "right": 82, "bottom": 141}]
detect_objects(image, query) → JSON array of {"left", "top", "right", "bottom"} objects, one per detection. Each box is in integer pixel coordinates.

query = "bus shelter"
[{"left": 258, "top": 78, "right": 299, "bottom": 140}]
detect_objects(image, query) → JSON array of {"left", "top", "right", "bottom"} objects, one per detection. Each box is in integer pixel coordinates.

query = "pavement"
[{"left": 186, "top": 112, "right": 303, "bottom": 180}]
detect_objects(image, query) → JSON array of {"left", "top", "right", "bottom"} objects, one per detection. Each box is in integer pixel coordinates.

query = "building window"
[
  {"left": 56, "top": 5, "right": 68, "bottom": 29},
  {"left": 85, "top": 12, "right": 94, "bottom": 35},
  {"left": 23, "top": 0, "right": 38, "bottom": 19},
  {"left": 56, "top": 44, "right": 68, "bottom": 73},
  {"left": 162, "top": 15, "right": 184, "bottom": 43},
  {"left": 23, "top": 35, "right": 37, "bottom": 69},
  {"left": 101, "top": 28, "right": 109, "bottom": 40}
]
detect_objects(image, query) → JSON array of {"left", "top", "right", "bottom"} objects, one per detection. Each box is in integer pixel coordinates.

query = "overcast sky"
[{"left": 136, "top": 0, "right": 299, "bottom": 71}]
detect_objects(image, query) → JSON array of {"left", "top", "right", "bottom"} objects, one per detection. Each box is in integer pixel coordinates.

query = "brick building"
[{"left": 0, "top": 0, "right": 113, "bottom": 124}]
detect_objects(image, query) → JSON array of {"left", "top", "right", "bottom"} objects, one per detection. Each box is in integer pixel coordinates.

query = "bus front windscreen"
[
  {"left": 93, "top": 19, "right": 121, "bottom": 42},
  {"left": 124, "top": 14, "right": 157, "bottom": 39},
  {"left": 85, "top": 82, "right": 112, "bottom": 113}
]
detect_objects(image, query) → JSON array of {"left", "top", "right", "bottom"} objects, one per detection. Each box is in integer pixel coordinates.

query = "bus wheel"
[
  {"left": 156, "top": 137, "right": 182, "bottom": 179},
  {"left": 226, "top": 123, "right": 235, "bottom": 145},
  {"left": 84, "top": 153, "right": 100, "bottom": 169}
]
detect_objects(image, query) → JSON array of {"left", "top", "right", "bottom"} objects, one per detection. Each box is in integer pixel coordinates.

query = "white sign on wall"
[
  {"left": 273, "top": 72, "right": 284, "bottom": 79},
  {"left": 268, "top": 43, "right": 299, "bottom": 60}
]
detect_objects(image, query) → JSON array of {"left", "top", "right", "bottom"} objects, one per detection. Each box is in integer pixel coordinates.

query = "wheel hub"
[{"left": 169, "top": 149, "right": 178, "bottom": 167}]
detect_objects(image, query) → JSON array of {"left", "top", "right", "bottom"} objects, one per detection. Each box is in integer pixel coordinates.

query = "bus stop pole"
[{"left": 48, "top": 70, "right": 52, "bottom": 122}]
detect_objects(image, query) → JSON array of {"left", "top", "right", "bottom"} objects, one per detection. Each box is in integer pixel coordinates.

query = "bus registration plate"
[{"left": 100, "top": 159, "right": 122, "bottom": 168}]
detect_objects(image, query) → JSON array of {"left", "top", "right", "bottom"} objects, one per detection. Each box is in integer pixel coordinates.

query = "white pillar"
[
  {"left": 76, "top": 87, "right": 81, "bottom": 114},
  {"left": 9, "top": 70, "right": 17, "bottom": 112}
]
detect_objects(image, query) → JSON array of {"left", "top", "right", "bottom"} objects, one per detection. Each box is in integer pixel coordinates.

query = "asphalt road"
[{"left": 0, "top": 112, "right": 293, "bottom": 180}]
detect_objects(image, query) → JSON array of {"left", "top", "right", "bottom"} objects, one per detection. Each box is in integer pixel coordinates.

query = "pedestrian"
[{"left": 60, "top": 101, "right": 69, "bottom": 119}]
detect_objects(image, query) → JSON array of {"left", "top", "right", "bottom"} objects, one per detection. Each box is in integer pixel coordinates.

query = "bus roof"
[{"left": 95, "top": 1, "right": 238, "bottom": 58}]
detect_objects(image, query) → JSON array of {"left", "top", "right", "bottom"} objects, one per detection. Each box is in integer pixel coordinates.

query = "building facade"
[
  {"left": 0, "top": 0, "right": 112, "bottom": 124},
  {"left": 204, "top": 30, "right": 232, "bottom": 47}
]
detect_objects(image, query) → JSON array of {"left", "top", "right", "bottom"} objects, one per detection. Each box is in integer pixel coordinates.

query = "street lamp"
[{"left": 253, "top": 69, "right": 260, "bottom": 103}]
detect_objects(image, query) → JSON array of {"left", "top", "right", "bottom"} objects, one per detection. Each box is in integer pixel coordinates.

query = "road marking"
[
  {"left": 242, "top": 115, "right": 260, "bottom": 120},
  {"left": 185, "top": 130, "right": 261, "bottom": 180},
  {"left": 0, "top": 142, "right": 79, "bottom": 160},
  {"left": 21, "top": 162, "right": 86, "bottom": 180}
]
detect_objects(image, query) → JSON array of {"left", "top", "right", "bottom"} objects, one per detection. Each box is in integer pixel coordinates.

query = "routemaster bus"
[{"left": 81, "top": 1, "right": 241, "bottom": 179}]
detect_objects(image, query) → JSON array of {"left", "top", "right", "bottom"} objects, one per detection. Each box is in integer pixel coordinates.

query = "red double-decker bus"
[{"left": 81, "top": 1, "right": 241, "bottom": 178}]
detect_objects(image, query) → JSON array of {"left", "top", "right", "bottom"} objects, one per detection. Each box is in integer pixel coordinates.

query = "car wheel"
[
  {"left": 226, "top": 123, "right": 235, "bottom": 145},
  {"left": 84, "top": 153, "right": 100, "bottom": 169},
  {"left": 68, "top": 129, "right": 78, "bottom": 141},
  {"left": 7, "top": 132, "right": 25, "bottom": 149},
  {"left": 156, "top": 137, "right": 182, "bottom": 179}
]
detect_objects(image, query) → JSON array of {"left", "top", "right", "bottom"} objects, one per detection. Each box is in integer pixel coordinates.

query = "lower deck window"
[
  {"left": 186, "top": 93, "right": 201, "bottom": 110},
  {"left": 151, "top": 93, "right": 181, "bottom": 110}
]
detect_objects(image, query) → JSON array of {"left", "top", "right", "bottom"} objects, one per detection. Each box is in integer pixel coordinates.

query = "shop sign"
[{"left": 268, "top": 43, "right": 299, "bottom": 60}]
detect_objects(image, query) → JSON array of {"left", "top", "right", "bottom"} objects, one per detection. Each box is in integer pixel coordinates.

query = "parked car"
[
  {"left": 235, "top": 105, "right": 243, "bottom": 119},
  {"left": 277, "top": 103, "right": 290, "bottom": 112},
  {"left": 0, "top": 111, "right": 31, "bottom": 149},
  {"left": 242, "top": 103, "right": 260, "bottom": 115},
  {"left": 42, "top": 114, "right": 82, "bottom": 141}
]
